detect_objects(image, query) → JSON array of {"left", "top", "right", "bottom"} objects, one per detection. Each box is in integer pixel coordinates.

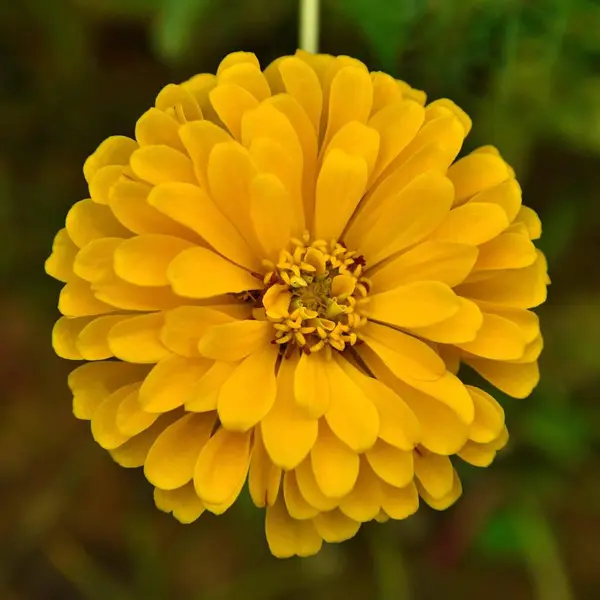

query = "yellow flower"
[{"left": 46, "top": 50, "right": 548, "bottom": 558}]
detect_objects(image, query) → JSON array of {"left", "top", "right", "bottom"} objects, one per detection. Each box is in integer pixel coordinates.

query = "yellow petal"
[
  {"left": 242, "top": 103, "right": 305, "bottom": 229},
  {"left": 429, "top": 202, "right": 510, "bottom": 246},
  {"left": 209, "top": 84, "right": 259, "bottom": 140},
  {"left": 155, "top": 83, "right": 203, "bottom": 121},
  {"left": 399, "top": 369, "right": 474, "bottom": 425},
  {"left": 294, "top": 352, "right": 331, "bottom": 419},
  {"left": 115, "top": 384, "right": 158, "bottom": 436},
  {"left": 46, "top": 229, "right": 78, "bottom": 282},
  {"left": 88, "top": 164, "right": 124, "bottom": 205},
  {"left": 193, "top": 427, "right": 251, "bottom": 506},
  {"left": 466, "top": 386, "right": 505, "bottom": 444},
  {"left": 109, "top": 178, "right": 193, "bottom": 239},
  {"left": 77, "top": 314, "right": 130, "bottom": 360},
  {"left": 456, "top": 251, "right": 547, "bottom": 308},
  {"left": 91, "top": 384, "right": 137, "bottom": 450},
  {"left": 198, "top": 319, "right": 272, "bottom": 362},
  {"left": 154, "top": 483, "right": 206, "bottom": 524},
  {"left": 367, "top": 361, "right": 469, "bottom": 454},
  {"left": 448, "top": 152, "right": 510, "bottom": 204},
  {"left": 295, "top": 457, "right": 339, "bottom": 512},
  {"left": 341, "top": 360, "right": 420, "bottom": 450},
  {"left": 339, "top": 456, "right": 382, "bottom": 522},
  {"left": 371, "top": 72, "right": 403, "bottom": 113},
  {"left": 359, "top": 172, "right": 454, "bottom": 264},
  {"left": 249, "top": 173, "right": 293, "bottom": 260},
  {"left": 69, "top": 361, "right": 149, "bottom": 420},
  {"left": 73, "top": 238, "right": 122, "bottom": 283},
  {"left": 323, "top": 66, "right": 372, "bottom": 149},
  {"left": 427, "top": 99, "right": 471, "bottom": 135},
  {"left": 261, "top": 357, "right": 318, "bottom": 470},
  {"left": 515, "top": 205, "right": 542, "bottom": 240},
  {"left": 380, "top": 481, "right": 419, "bottom": 520},
  {"left": 167, "top": 247, "right": 261, "bottom": 299},
  {"left": 147, "top": 182, "right": 258, "bottom": 271},
  {"left": 458, "top": 440, "right": 497, "bottom": 467},
  {"left": 145, "top": 412, "right": 215, "bottom": 490},
  {"left": 368, "top": 99, "right": 425, "bottom": 182},
  {"left": 265, "top": 95, "right": 318, "bottom": 227},
  {"left": 181, "top": 73, "right": 218, "bottom": 122},
  {"left": 107, "top": 312, "right": 171, "bottom": 363},
  {"left": 324, "top": 121, "right": 380, "bottom": 180},
  {"left": 471, "top": 179, "right": 522, "bottom": 223},
  {"left": 410, "top": 297, "right": 483, "bottom": 344},
  {"left": 265, "top": 497, "right": 323, "bottom": 558},
  {"left": 474, "top": 232, "right": 537, "bottom": 272},
  {"left": 217, "top": 345, "right": 278, "bottom": 431},
  {"left": 310, "top": 420, "right": 359, "bottom": 498},
  {"left": 457, "top": 312, "right": 527, "bottom": 360},
  {"left": 313, "top": 149, "right": 367, "bottom": 241},
  {"left": 365, "top": 281, "right": 460, "bottom": 329},
  {"left": 369, "top": 242, "right": 478, "bottom": 291},
  {"left": 360, "top": 321, "right": 446, "bottom": 382},
  {"left": 356, "top": 115, "right": 463, "bottom": 226},
  {"left": 323, "top": 357, "right": 379, "bottom": 452},
  {"left": 135, "top": 107, "right": 184, "bottom": 151},
  {"left": 366, "top": 440, "right": 414, "bottom": 488},
  {"left": 248, "top": 136, "right": 303, "bottom": 231},
  {"left": 161, "top": 306, "right": 235, "bottom": 358},
  {"left": 472, "top": 302, "right": 539, "bottom": 343},
  {"left": 464, "top": 357, "right": 540, "bottom": 399},
  {"left": 113, "top": 234, "right": 194, "bottom": 287},
  {"left": 178, "top": 119, "right": 232, "bottom": 194},
  {"left": 66, "top": 199, "right": 130, "bottom": 248},
  {"left": 111, "top": 415, "right": 176, "bottom": 468},
  {"left": 83, "top": 135, "right": 138, "bottom": 183},
  {"left": 93, "top": 275, "right": 185, "bottom": 311},
  {"left": 248, "top": 427, "right": 281, "bottom": 508},
  {"left": 417, "top": 468, "right": 462, "bottom": 510},
  {"left": 206, "top": 141, "right": 260, "bottom": 247},
  {"left": 278, "top": 56, "right": 323, "bottom": 136},
  {"left": 130, "top": 145, "right": 196, "bottom": 186},
  {"left": 52, "top": 316, "right": 94, "bottom": 360},
  {"left": 283, "top": 470, "right": 319, "bottom": 519},
  {"left": 139, "top": 355, "right": 211, "bottom": 412},
  {"left": 262, "top": 284, "right": 291, "bottom": 319},
  {"left": 58, "top": 277, "right": 114, "bottom": 317},
  {"left": 218, "top": 62, "right": 270, "bottom": 102},
  {"left": 414, "top": 451, "right": 454, "bottom": 498},
  {"left": 216, "top": 51, "right": 260, "bottom": 75},
  {"left": 312, "top": 509, "right": 360, "bottom": 543}
]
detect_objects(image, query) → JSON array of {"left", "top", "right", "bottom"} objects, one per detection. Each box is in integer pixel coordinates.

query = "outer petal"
[
  {"left": 261, "top": 357, "right": 318, "bottom": 470},
  {"left": 193, "top": 427, "right": 252, "bottom": 507},
  {"left": 265, "top": 497, "right": 322, "bottom": 558},
  {"left": 144, "top": 412, "right": 215, "bottom": 490},
  {"left": 167, "top": 247, "right": 261, "bottom": 298},
  {"left": 217, "top": 344, "right": 278, "bottom": 431}
]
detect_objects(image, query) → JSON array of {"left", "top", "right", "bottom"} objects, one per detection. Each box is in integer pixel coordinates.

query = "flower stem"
[{"left": 299, "top": 0, "right": 320, "bottom": 53}]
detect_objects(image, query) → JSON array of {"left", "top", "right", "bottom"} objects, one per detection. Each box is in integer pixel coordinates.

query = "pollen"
[{"left": 259, "top": 232, "right": 371, "bottom": 357}]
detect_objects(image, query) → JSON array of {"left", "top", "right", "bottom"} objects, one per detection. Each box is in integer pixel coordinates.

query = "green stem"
[{"left": 299, "top": 0, "right": 320, "bottom": 53}]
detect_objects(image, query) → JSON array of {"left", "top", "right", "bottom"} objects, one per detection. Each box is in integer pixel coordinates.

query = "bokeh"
[{"left": 1, "top": 0, "right": 599, "bottom": 598}]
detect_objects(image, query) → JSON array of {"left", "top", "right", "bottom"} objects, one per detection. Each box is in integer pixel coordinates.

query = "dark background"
[{"left": 1, "top": 0, "right": 599, "bottom": 598}]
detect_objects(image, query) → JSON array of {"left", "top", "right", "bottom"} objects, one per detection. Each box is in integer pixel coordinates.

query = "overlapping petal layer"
[{"left": 47, "top": 50, "right": 547, "bottom": 558}]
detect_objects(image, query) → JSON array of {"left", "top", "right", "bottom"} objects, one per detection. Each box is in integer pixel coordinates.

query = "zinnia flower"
[{"left": 46, "top": 50, "right": 548, "bottom": 558}]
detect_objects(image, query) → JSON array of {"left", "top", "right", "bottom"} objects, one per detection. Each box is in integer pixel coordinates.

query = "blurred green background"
[{"left": 1, "top": 0, "right": 599, "bottom": 598}]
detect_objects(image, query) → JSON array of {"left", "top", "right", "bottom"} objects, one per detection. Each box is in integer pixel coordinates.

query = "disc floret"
[{"left": 260, "top": 232, "right": 371, "bottom": 357}]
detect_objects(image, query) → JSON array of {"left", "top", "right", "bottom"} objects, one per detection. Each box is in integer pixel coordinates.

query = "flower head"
[{"left": 46, "top": 50, "right": 548, "bottom": 558}]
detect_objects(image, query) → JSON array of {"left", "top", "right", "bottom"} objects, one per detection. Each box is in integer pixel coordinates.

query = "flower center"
[{"left": 258, "top": 232, "right": 371, "bottom": 357}]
